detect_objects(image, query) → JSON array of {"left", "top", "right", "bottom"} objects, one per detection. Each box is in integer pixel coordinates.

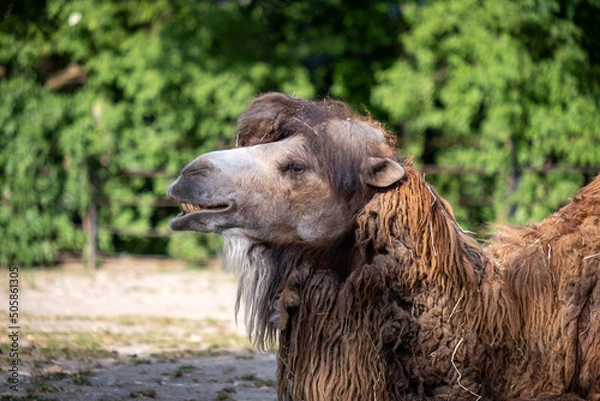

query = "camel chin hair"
[{"left": 222, "top": 232, "right": 277, "bottom": 349}]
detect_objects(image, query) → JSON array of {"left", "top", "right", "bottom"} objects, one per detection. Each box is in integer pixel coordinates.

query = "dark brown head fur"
[{"left": 236, "top": 92, "right": 400, "bottom": 202}]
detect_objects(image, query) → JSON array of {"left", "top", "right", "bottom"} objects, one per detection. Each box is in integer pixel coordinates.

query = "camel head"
[{"left": 168, "top": 93, "right": 404, "bottom": 246}]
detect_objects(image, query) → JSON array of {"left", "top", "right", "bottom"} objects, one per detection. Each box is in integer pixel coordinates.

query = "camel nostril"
[{"left": 181, "top": 159, "right": 214, "bottom": 176}]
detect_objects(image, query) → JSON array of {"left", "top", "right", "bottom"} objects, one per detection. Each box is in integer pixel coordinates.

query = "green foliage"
[
  {"left": 373, "top": 0, "right": 600, "bottom": 229},
  {"left": 1, "top": 0, "right": 599, "bottom": 264},
  {"left": 0, "top": 77, "right": 83, "bottom": 265}
]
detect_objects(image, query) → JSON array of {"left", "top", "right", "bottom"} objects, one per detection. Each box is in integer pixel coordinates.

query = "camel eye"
[{"left": 282, "top": 161, "right": 306, "bottom": 174}]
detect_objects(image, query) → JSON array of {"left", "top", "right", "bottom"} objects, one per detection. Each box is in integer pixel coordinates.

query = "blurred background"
[{"left": 1, "top": 0, "right": 600, "bottom": 267}]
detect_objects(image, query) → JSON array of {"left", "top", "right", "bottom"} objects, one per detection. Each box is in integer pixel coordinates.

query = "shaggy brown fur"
[
  {"left": 272, "top": 165, "right": 600, "bottom": 400},
  {"left": 232, "top": 94, "right": 600, "bottom": 400}
]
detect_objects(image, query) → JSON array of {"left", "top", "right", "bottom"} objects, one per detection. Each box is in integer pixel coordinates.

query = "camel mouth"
[
  {"left": 178, "top": 201, "right": 232, "bottom": 215},
  {"left": 168, "top": 200, "right": 234, "bottom": 232}
]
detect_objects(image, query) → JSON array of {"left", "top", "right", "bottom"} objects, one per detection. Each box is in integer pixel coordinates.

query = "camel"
[{"left": 168, "top": 93, "right": 600, "bottom": 400}]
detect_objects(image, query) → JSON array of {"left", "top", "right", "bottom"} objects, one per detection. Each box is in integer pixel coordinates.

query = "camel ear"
[{"left": 364, "top": 157, "right": 405, "bottom": 188}]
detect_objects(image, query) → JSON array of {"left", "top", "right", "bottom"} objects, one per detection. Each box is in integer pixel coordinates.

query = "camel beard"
[{"left": 222, "top": 232, "right": 283, "bottom": 350}]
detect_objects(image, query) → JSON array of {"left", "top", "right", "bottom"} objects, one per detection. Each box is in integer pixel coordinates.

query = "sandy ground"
[{"left": 0, "top": 256, "right": 277, "bottom": 400}]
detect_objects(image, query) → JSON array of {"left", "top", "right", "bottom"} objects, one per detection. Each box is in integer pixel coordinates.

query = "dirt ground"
[{"left": 0, "top": 256, "right": 277, "bottom": 401}]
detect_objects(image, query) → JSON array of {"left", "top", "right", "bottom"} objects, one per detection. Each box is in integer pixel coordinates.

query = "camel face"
[{"left": 168, "top": 120, "right": 404, "bottom": 246}]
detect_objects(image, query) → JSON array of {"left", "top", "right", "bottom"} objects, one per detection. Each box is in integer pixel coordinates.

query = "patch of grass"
[
  {"left": 72, "top": 369, "right": 94, "bottom": 386},
  {"left": 151, "top": 352, "right": 179, "bottom": 363},
  {"left": 34, "top": 371, "right": 70, "bottom": 382},
  {"left": 238, "top": 373, "right": 275, "bottom": 388},
  {"left": 131, "top": 358, "right": 153, "bottom": 365},
  {"left": 77, "top": 368, "right": 94, "bottom": 378},
  {"left": 128, "top": 389, "right": 157, "bottom": 398},
  {"left": 36, "top": 345, "right": 115, "bottom": 361},
  {"left": 28, "top": 367, "right": 95, "bottom": 390},
  {"left": 29, "top": 331, "right": 117, "bottom": 360},
  {"left": 172, "top": 364, "right": 195, "bottom": 378},
  {"left": 27, "top": 383, "right": 64, "bottom": 393},
  {"left": 1, "top": 396, "right": 59, "bottom": 401},
  {"left": 150, "top": 347, "right": 230, "bottom": 362},
  {"left": 72, "top": 376, "right": 92, "bottom": 385},
  {"left": 206, "top": 344, "right": 225, "bottom": 357},
  {"left": 214, "top": 387, "right": 236, "bottom": 401}
]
